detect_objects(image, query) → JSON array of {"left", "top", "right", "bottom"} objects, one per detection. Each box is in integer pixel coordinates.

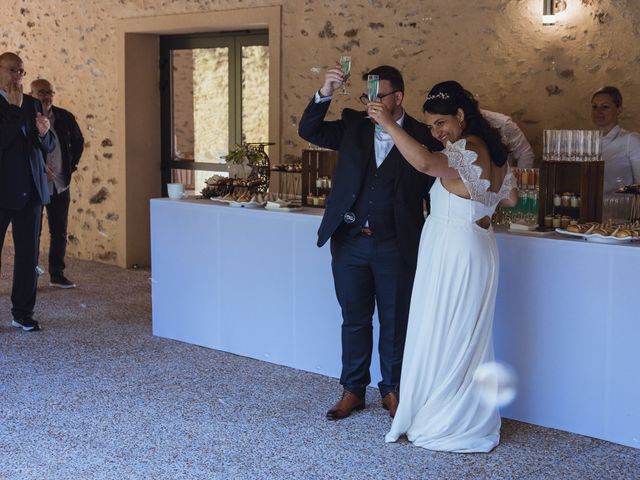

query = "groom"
[{"left": 298, "top": 65, "right": 439, "bottom": 420}]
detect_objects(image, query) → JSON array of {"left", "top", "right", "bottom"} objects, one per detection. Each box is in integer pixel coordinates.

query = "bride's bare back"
[{"left": 440, "top": 135, "right": 513, "bottom": 228}]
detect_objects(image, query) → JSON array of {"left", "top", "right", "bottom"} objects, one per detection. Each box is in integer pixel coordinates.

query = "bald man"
[
  {"left": 0, "top": 52, "right": 54, "bottom": 331},
  {"left": 30, "top": 78, "right": 84, "bottom": 289}
]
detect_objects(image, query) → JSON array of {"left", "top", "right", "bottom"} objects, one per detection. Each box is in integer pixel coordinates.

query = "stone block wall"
[{"left": 3, "top": 0, "right": 638, "bottom": 264}]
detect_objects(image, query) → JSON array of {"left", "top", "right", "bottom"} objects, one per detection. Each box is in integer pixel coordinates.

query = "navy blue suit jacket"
[
  {"left": 0, "top": 94, "right": 53, "bottom": 209},
  {"left": 298, "top": 98, "right": 440, "bottom": 270}
]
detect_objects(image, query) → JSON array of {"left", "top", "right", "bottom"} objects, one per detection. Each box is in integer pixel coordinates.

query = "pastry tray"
[{"left": 555, "top": 228, "right": 635, "bottom": 243}]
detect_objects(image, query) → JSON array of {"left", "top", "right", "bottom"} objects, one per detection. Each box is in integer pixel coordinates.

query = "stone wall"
[{"left": 3, "top": 0, "right": 638, "bottom": 264}]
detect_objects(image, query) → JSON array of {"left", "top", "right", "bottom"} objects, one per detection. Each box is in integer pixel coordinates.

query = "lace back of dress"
[{"left": 442, "top": 139, "right": 516, "bottom": 209}]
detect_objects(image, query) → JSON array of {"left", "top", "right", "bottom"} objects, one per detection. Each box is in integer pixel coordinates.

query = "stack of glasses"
[{"left": 542, "top": 129, "right": 602, "bottom": 162}]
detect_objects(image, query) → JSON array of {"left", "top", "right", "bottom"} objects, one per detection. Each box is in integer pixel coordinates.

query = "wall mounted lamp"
[{"left": 543, "top": 0, "right": 567, "bottom": 25}]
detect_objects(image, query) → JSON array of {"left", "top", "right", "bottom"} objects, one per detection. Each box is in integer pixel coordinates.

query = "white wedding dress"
[{"left": 385, "top": 139, "right": 515, "bottom": 453}]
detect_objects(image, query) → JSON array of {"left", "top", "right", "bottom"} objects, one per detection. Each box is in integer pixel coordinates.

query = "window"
[{"left": 160, "top": 31, "right": 269, "bottom": 195}]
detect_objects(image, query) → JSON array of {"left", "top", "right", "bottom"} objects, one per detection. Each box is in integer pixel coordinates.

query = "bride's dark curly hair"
[{"left": 423, "top": 81, "right": 509, "bottom": 167}]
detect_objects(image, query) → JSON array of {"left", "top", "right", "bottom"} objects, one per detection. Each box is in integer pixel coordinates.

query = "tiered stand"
[
  {"left": 538, "top": 161, "right": 605, "bottom": 227},
  {"left": 301, "top": 148, "right": 337, "bottom": 208}
]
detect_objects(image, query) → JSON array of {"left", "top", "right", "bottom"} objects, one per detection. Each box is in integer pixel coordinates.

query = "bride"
[{"left": 367, "top": 84, "right": 517, "bottom": 453}]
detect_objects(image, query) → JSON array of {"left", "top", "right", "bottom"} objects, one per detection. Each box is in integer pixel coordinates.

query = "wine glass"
[
  {"left": 543, "top": 129, "right": 550, "bottom": 162},
  {"left": 339, "top": 55, "right": 351, "bottom": 95},
  {"left": 515, "top": 190, "right": 528, "bottom": 223},
  {"left": 527, "top": 190, "right": 539, "bottom": 224},
  {"left": 560, "top": 130, "right": 572, "bottom": 161},
  {"left": 552, "top": 130, "right": 562, "bottom": 162},
  {"left": 364, "top": 74, "right": 379, "bottom": 118},
  {"left": 594, "top": 130, "right": 602, "bottom": 161}
]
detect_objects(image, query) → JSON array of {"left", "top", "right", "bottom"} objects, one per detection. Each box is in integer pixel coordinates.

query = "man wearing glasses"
[
  {"left": 30, "top": 78, "right": 84, "bottom": 289},
  {"left": 299, "top": 65, "right": 440, "bottom": 420},
  {"left": 0, "top": 52, "right": 54, "bottom": 332}
]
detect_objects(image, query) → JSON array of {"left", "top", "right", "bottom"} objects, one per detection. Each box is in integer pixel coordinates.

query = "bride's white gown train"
[{"left": 385, "top": 139, "right": 515, "bottom": 453}]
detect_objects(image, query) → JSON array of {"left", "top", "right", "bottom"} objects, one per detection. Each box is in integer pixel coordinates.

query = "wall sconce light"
[{"left": 543, "top": 0, "right": 567, "bottom": 25}]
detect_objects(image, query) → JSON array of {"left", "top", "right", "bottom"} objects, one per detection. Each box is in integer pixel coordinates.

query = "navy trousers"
[
  {"left": 330, "top": 232, "right": 414, "bottom": 398},
  {"left": 0, "top": 195, "right": 43, "bottom": 320},
  {"left": 43, "top": 188, "right": 71, "bottom": 278}
]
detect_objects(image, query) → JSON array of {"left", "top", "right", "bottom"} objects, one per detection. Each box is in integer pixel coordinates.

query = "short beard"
[{"left": 389, "top": 105, "right": 403, "bottom": 119}]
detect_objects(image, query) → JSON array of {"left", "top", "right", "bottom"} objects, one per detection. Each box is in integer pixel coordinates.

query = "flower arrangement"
[{"left": 224, "top": 143, "right": 263, "bottom": 166}]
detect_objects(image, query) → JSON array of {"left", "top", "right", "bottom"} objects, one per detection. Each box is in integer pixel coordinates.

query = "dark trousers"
[
  {"left": 330, "top": 232, "right": 414, "bottom": 398},
  {"left": 43, "top": 188, "right": 70, "bottom": 278},
  {"left": 0, "top": 196, "right": 43, "bottom": 320}
]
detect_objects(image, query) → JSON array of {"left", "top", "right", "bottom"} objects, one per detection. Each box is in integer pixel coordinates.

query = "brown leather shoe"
[
  {"left": 382, "top": 391, "right": 399, "bottom": 418},
  {"left": 326, "top": 390, "right": 365, "bottom": 420}
]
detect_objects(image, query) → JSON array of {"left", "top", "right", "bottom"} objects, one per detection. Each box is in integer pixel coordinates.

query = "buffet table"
[{"left": 150, "top": 198, "right": 639, "bottom": 449}]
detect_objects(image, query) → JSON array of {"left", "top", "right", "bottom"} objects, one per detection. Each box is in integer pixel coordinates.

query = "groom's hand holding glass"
[
  {"left": 366, "top": 100, "right": 394, "bottom": 129},
  {"left": 319, "top": 66, "right": 347, "bottom": 98},
  {"left": 363, "top": 79, "right": 404, "bottom": 128}
]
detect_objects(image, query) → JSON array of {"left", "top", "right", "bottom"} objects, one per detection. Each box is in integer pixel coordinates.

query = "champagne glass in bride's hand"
[
  {"left": 364, "top": 74, "right": 379, "bottom": 118},
  {"left": 339, "top": 55, "right": 351, "bottom": 95}
]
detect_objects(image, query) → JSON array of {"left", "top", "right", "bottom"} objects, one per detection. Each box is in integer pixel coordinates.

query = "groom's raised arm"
[
  {"left": 298, "top": 96, "right": 345, "bottom": 151},
  {"left": 298, "top": 66, "right": 350, "bottom": 151}
]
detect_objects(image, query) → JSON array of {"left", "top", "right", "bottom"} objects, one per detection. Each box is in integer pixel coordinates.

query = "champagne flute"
[
  {"left": 364, "top": 74, "right": 379, "bottom": 118},
  {"left": 367, "top": 74, "right": 379, "bottom": 101},
  {"left": 339, "top": 55, "right": 351, "bottom": 95},
  {"left": 544, "top": 131, "right": 550, "bottom": 161}
]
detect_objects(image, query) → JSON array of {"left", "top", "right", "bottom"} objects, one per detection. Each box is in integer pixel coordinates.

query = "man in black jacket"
[
  {"left": 30, "top": 78, "right": 84, "bottom": 289},
  {"left": 299, "top": 65, "right": 440, "bottom": 420},
  {"left": 0, "top": 52, "right": 54, "bottom": 331}
]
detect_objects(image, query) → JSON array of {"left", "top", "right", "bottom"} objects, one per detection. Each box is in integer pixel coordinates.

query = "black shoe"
[
  {"left": 12, "top": 317, "right": 41, "bottom": 332},
  {"left": 50, "top": 275, "right": 76, "bottom": 289}
]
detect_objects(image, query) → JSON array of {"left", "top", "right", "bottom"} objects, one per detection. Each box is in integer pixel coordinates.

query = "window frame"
[{"left": 159, "top": 30, "right": 269, "bottom": 187}]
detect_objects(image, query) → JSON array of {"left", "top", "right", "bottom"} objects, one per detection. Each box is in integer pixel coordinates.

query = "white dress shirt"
[
  {"left": 481, "top": 109, "right": 534, "bottom": 168},
  {"left": 601, "top": 125, "right": 640, "bottom": 194},
  {"left": 374, "top": 116, "right": 404, "bottom": 167}
]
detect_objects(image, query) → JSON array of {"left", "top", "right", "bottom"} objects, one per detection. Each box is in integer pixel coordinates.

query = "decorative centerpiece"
[{"left": 202, "top": 142, "right": 273, "bottom": 201}]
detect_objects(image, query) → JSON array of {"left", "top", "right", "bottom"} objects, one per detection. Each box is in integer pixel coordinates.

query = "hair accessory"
[{"left": 425, "top": 92, "right": 450, "bottom": 101}]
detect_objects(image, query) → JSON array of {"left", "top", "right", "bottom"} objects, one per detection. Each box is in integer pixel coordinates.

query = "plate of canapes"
[
  {"left": 211, "top": 192, "right": 267, "bottom": 208},
  {"left": 556, "top": 222, "right": 640, "bottom": 243}
]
